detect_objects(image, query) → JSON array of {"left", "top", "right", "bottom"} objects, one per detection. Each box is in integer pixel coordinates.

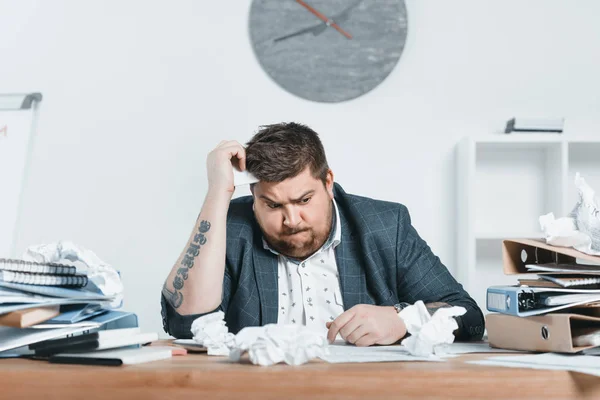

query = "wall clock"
[{"left": 249, "top": 0, "right": 408, "bottom": 103}]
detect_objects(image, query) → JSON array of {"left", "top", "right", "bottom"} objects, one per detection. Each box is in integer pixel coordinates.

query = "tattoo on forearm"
[{"left": 164, "top": 220, "right": 212, "bottom": 309}]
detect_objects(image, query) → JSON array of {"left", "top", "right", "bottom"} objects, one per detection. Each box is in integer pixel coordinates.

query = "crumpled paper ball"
[
  {"left": 190, "top": 311, "right": 235, "bottom": 356},
  {"left": 399, "top": 300, "right": 466, "bottom": 357},
  {"left": 540, "top": 173, "right": 600, "bottom": 256},
  {"left": 230, "top": 324, "right": 329, "bottom": 366},
  {"left": 23, "top": 240, "right": 124, "bottom": 307}
]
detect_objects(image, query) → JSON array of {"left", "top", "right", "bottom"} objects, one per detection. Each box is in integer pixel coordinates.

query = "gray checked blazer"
[{"left": 161, "top": 183, "right": 485, "bottom": 340}]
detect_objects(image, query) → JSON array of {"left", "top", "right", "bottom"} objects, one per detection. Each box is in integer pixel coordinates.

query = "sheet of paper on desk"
[
  {"left": 320, "top": 342, "right": 444, "bottom": 363},
  {"left": 442, "top": 342, "right": 525, "bottom": 354},
  {"left": 468, "top": 353, "right": 600, "bottom": 377}
]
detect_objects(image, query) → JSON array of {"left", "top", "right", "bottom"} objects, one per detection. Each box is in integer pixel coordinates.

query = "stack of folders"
[
  {"left": 29, "top": 327, "right": 171, "bottom": 366},
  {"left": 0, "top": 258, "right": 139, "bottom": 359},
  {"left": 486, "top": 239, "right": 600, "bottom": 353}
]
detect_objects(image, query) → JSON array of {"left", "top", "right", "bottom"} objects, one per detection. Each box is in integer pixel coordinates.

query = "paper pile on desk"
[{"left": 0, "top": 241, "right": 130, "bottom": 356}]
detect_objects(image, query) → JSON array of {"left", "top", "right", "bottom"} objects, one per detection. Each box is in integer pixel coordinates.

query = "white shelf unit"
[{"left": 456, "top": 135, "right": 600, "bottom": 312}]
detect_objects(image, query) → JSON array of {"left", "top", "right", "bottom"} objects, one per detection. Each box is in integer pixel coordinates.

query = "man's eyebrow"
[
  {"left": 259, "top": 190, "right": 315, "bottom": 204},
  {"left": 259, "top": 194, "right": 278, "bottom": 203},
  {"left": 292, "top": 190, "right": 315, "bottom": 202}
]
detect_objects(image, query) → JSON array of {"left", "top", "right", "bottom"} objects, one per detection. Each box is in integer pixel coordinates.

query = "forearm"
[{"left": 162, "top": 188, "right": 231, "bottom": 315}]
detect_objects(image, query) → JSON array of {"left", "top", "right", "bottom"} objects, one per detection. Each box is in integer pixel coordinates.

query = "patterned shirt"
[{"left": 263, "top": 200, "right": 344, "bottom": 337}]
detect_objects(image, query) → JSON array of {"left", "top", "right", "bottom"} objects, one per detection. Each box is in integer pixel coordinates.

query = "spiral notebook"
[
  {"left": 0, "top": 258, "right": 76, "bottom": 275},
  {"left": 0, "top": 270, "right": 88, "bottom": 287},
  {"left": 540, "top": 275, "right": 600, "bottom": 288}
]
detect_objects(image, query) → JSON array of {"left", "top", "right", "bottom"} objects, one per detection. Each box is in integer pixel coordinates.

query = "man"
[{"left": 161, "top": 122, "right": 484, "bottom": 346}]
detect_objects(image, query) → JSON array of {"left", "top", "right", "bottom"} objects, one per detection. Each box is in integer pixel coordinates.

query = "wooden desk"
[{"left": 1, "top": 351, "right": 600, "bottom": 399}]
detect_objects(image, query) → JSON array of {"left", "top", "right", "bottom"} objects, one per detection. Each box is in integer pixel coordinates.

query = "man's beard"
[{"left": 258, "top": 202, "right": 333, "bottom": 260}]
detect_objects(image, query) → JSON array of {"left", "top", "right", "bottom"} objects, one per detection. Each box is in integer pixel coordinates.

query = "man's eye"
[
  {"left": 301, "top": 197, "right": 311, "bottom": 204},
  {"left": 268, "top": 203, "right": 281, "bottom": 209}
]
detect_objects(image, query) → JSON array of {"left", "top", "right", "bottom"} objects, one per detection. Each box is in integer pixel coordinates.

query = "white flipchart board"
[{"left": 0, "top": 93, "right": 43, "bottom": 258}]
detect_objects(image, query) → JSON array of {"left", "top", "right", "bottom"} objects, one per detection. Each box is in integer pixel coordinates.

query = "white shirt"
[{"left": 263, "top": 200, "right": 345, "bottom": 337}]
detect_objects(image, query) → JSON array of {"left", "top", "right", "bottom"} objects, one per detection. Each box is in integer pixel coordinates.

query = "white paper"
[
  {"left": 320, "top": 342, "right": 444, "bottom": 363},
  {"left": 23, "top": 241, "right": 124, "bottom": 307},
  {"left": 398, "top": 300, "right": 466, "bottom": 356},
  {"left": 440, "top": 342, "right": 526, "bottom": 354},
  {"left": 230, "top": 324, "right": 328, "bottom": 366},
  {"left": 233, "top": 169, "right": 259, "bottom": 186},
  {"left": 0, "top": 109, "right": 35, "bottom": 258},
  {"left": 190, "top": 311, "right": 234, "bottom": 356},
  {"left": 469, "top": 353, "right": 600, "bottom": 377},
  {"left": 540, "top": 173, "right": 600, "bottom": 256}
]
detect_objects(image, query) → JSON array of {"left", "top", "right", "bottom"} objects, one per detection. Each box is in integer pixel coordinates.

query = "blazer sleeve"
[
  {"left": 160, "top": 264, "right": 233, "bottom": 339},
  {"left": 395, "top": 205, "right": 485, "bottom": 341}
]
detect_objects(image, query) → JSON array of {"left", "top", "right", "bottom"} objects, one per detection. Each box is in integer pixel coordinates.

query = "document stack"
[
  {"left": 29, "top": 327, "right": 170, "bottom": 366},
  {"left": 486, "top": 239, "right": 600, "bottom": 353},
  {"left": 0, "top": 258, "right": 138, "bottom": 357}
]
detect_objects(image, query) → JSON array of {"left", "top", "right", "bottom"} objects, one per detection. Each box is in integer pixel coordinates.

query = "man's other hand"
[{"left": 326, "top": 304, "right": 407, "bottom": 347}]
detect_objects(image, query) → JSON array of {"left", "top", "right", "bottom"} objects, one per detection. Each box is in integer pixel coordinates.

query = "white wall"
[{"left": 1, "top": 0, "right": 599, "bottom": 335}]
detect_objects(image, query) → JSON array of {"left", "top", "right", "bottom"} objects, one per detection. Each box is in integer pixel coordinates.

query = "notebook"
[
  {"left": 31, "top": 328, "right": 154, "bottom": 356},
  {"left": 44, "top": 304, "right": 106, "bottom": 324},
  {"left": 49, "top": 347, "right": 172, "bottom": 366},
  {"left": 0, "top": 270, "right": 88, "bottom": 287},
  {"left": 0, "top": 281, "right": 112, "bottom": 300},
  {"left": 518, "top": 278, "right": 562, "bottom": 288},
  {"left": 0, "top": 258, "right": 76, "bottom": 275},
  {"left": 0, "top": 305, "right": 60, "bottom": 328},
  {"left": 540, "top": 275, "right": 600, "bottom": 288},
  {"left": 0, "top": 310, "right": 138, "bottom": 355}
]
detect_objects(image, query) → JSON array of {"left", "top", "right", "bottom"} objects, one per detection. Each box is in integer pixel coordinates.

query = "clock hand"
[
  {"left": 295, "top": 0, "right": 352, "bottom": 39},
  {"left": 273, "top": 21, "right": 325, "bottom": 43},
  {"left": 312, "top": 0, "right": 362, "bottom": 37}
]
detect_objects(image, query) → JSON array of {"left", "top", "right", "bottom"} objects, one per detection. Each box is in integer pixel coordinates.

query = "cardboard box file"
[
  {"left": 487, "top": 312, "right": 600, "bottom": 353},
  {"left": 502, "top": 238, "right": 600, "bottom": 275}
]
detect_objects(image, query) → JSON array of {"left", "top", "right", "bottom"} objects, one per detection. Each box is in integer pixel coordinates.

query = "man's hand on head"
[{"left": 326, "top": 304, "right": 407, "bottom": 347}]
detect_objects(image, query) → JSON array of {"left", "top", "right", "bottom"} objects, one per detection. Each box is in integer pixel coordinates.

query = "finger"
[
  {"left": 354, "top": 333, "right": 378, "bottom": 347},
  {"left": 339, "top": 318, "right": 362, "bottom": 341},
  {"left": 217, "top": 140, "right": 240, "bottom": 148},
  {"left": 222, "top": 144, "right": 246, "bottom": 170},
  {"left": 327, "top": 309, "right": 355, "bottom": 343},
  {"left": 345, "top": 324, "right": 370, "bottom": 345}
]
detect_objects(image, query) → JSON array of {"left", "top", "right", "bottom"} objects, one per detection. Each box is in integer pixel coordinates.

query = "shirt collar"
[{"left": 262, "top": 199, "right": 342, "bottom": 259}]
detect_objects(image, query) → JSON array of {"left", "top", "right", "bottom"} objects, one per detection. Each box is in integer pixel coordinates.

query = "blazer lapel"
[
  {"left": 335, "top": 204, "right": 362, "bottom": 310},
  {"left": 252, "top": 247, "right": 279, "bottom": 325}
]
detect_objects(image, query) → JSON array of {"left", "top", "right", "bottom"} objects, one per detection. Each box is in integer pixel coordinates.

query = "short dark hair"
[{"left": 245, "top": 122, "right": 329, "bottom": 184}]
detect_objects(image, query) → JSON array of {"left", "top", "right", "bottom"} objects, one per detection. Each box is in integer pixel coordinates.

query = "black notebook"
[{"left": 0, "top": 258, "right": 76, "bottom": 275}]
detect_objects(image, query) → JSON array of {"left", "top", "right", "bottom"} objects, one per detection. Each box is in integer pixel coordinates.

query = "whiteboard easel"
[{"left": 0, "top": 93, "right": 43, "bottom": 258}]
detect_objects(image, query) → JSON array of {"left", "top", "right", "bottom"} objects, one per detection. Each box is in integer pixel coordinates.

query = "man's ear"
[{"left": 325, "top": 169, "right": 334, "bottom": 200}]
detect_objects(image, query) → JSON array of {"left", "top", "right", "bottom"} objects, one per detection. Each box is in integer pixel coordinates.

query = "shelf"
[
  {"left": 475, "top": 232, "right": 544, "bottom": 240},
  {"left": 473, "top": 135, "right": 600, "bottom": 144},
  {"left": 567, "top": 142, "right": 600, "bottom": 212},
  {"left": 474, "top": 142, "right": 563, "bottom": 236},
  {"left": 455, "top": 136, "right": 599, "bottom": 311}
]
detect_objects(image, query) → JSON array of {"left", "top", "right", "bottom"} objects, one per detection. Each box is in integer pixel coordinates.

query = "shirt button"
[{"left": 301, "top": 263, "right": 305, "bottom": 268}]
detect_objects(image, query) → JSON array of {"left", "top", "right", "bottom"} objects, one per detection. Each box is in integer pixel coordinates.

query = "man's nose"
[{"left": 283, "top": 206, "right": 301, "bottom": 228}]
